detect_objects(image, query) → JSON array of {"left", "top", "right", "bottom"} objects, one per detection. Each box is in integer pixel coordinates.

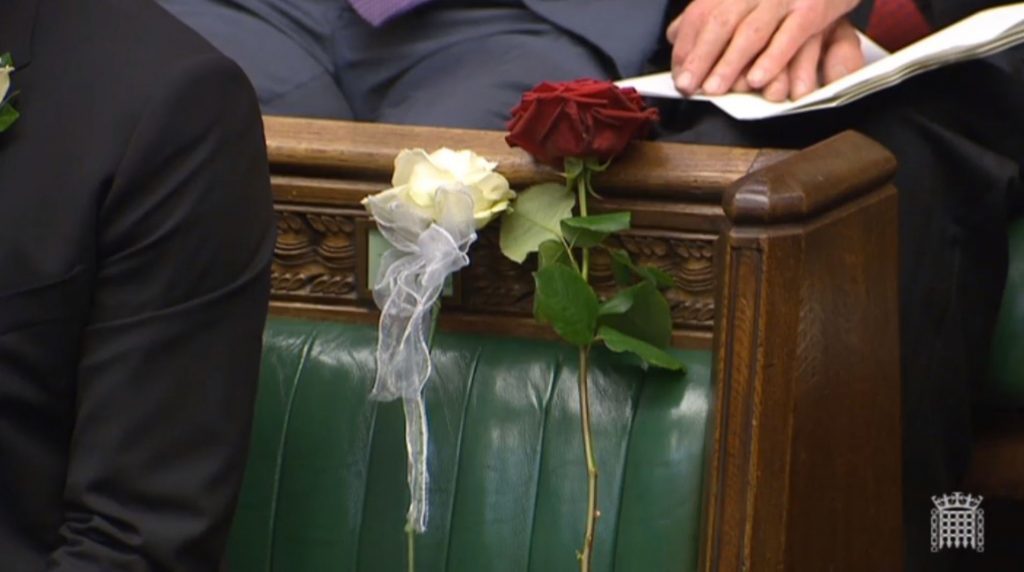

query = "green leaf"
[
  {"left": 609, "top": 249, "right": 635, "bottom": 286},
  {"left": 0, "top": 52, "right": 12, "bottom": 67},
  {"left": 637, "top": 265, "right": 675, "bottom": 290},
  {"left": 0, "top": 103, "right": 18, "bottom": 132},
  {"left": 598, "top": 326, "right": 686, "bottom": 371},
  {"left": 598, "top": 281, "right": 672, "bottom": 348},
  {"left": 538, "top": 239, "right": 573, "bottom": 270},
  {"left": 561, "top": 212, "right": 631, "bottom": 248},
  {"left": 533, "top": 265, "right": 598, "bottom": 346},
  {"left": 598, "top": 282, "right": 646, "bottom": 317},
  {"left": 606, "top": 248, "right": 676, "bottom": 290},
  {"left": 500, "top": 182, "right": 575, "bottom": 263}
]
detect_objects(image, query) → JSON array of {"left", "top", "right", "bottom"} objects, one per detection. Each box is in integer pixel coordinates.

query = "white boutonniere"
[
  {"left": 360, "top": 147, "right": 513, "bottom": 543},
  {"left": 1, "top": 53, "right": 19, "bottom": 133}
]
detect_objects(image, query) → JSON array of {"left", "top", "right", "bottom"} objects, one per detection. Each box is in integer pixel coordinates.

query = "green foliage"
[
  {"left": 584, "top": 157, "right": 612, "bottom": 172},
  {"left": 608, "top": 249, "right": 674, "bottom": 289},
  {"left": 499, "top": 182, "right": 575, "bottom": 263},
  {"left": 609, "top": 249, "right": 634, "bottom": 286},
  {"left": 533, "top": 264, "right": 599, "bottom": 347},
  {"left": 561, "top": 213, "right": 631, "bottom": 248},
  {"left": 597, "top": 281, "right": 672, "bottom": 348},
  {"left": 565, "top": 156, "right": 585, "bottom": 182},
  {"left": 598, "top": 326, "right": 685, "bottom": 371},
  {"left": 638, "top": 266, "right": 675, "bottom": 289},
  {"left": 538, "top": 239, "right": 574, "bottom": 270},
  {"left": 0, "top": 104, "right": 18, "bottom": 132},
  {"left": 0, "top": 52, "right": 17, "bottom": 133},
  {"left": 598, "top": 282, "right": 646, "bottom": 317},
  {"left": 503, "top": 167, "right": 684, "bottom": 374},
  {"left": 533, "top": 244, "right": 682, "bottom": 370}
]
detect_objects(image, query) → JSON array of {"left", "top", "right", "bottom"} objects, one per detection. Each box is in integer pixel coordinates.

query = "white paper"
[{"left": 617, "top": 3, "right": 1024, "bottom": 120}]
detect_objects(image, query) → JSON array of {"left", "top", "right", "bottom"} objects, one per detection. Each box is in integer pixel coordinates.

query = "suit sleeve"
[{"left": 46, "top": 53, "right": 275, "bottom": 571}]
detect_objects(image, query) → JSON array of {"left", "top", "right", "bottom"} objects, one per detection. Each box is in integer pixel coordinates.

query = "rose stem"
[
  {"left": 575, "top": 168, "right": 598, "bottom": 572},
  {"left": 577, "top": 344, "right": 598, "bottom": 572},
  {"left": 577, "top": 175, "right": 590, "bottom": 279}
]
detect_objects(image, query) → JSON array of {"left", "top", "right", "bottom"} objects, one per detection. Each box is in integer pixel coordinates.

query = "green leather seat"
[
  {"left": 990, "top": 219, "right": 1024, "bottom": 406},
  {"left": 227, "top": 317, "right": 711, "bottom": 572}
]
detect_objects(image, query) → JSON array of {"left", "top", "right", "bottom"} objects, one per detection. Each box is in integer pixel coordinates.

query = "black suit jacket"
[{"left": 0, "top": 0, "right": 274, "bottom": 570}]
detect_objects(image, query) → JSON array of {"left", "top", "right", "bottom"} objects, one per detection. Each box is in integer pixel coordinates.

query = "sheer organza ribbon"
[{"left": 366, "top": 185, "right": 477, "bottom": 532}]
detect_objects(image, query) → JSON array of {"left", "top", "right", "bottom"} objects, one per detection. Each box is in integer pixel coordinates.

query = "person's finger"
[
  {"left": 677, "top": 4, "right": 751, "bottom": 94},
  {"left": 702, "top": 4, "right": 785, "bottom": 95},
  {"left": 669, "top": 7, "right": 709, "bottom": 93},
  {"left": 822, "top": 19, "right": 864, "bottom": 84},
  {"left": 746, "top": 9, "right": 820, "bottom": 88},
  {"left": 666, "top": 12, "right": 683, "bottom": 41},
  {"left": 762, "top": 67, "right": 791, "bottom": 102},
  {"left": 788, "top": 32, "right": 823, "bottom": 99}
]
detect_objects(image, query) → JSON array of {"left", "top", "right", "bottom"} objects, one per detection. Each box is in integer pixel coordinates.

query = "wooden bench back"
[{"left": 264, "top": 116, "right": 903, "bottom": 570}]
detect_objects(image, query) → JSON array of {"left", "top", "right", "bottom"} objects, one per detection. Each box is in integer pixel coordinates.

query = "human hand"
[
  {"left": 667, "top": 0, "right": 860, "bottom": 96},
  {"left": 761, "top": 18, "right": 865, "bottom": 101}
]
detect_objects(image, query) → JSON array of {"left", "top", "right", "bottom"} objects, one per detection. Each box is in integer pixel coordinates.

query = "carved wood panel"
[
  {"left": 270, "top": 203, "right": 718, "bottom": 333},
  {"left": 271, "top": 206, "right": 362, "bottom": 302}
]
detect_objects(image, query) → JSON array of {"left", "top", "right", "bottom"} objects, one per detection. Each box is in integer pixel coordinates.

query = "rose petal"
[{"left": 392, "top": 148, "right": 434, "bottom": 187}]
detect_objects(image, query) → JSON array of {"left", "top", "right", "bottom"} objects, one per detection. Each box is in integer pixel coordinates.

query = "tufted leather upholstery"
[
  {"left": 990, "top": 219, "right": 1024, "bottom": 406},
  {"left": 226, "top": 317, "right": 711, "bottom": 572}
]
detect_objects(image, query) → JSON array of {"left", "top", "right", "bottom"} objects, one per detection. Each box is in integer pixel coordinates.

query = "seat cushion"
[
  {"left": 227, "top": 316, "right": 711, "bottom": 572},
  {"left": 990, "top": 219, "right": 1024, "bottom": 406}
]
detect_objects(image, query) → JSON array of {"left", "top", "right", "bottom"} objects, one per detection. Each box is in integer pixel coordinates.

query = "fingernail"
[
  {"left": 677, "top": 70, "right": 695, "bottom": 92},
  {"left": 704, "top": 75, "right": 723, "bottom": 94},
  {"left": 748, "top": 68, "right": 766, "bottom": 87}
]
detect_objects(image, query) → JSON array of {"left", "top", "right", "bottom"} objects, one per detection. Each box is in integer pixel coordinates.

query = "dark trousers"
[{"left": 156, "top": 0, "right": 614, "bottom": 126}]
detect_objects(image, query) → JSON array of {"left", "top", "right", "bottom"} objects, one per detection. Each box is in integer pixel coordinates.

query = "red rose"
[{"left": 506, "top": 79, "right": 660, "bottom": 167}]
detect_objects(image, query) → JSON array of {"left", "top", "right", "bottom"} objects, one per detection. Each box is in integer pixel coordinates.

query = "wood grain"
[
  {"left": 724, "top": 130, "right": 897, "bottom": 223},
  {"left": 265, "top": 116, "right": 766, "bottom": 201},
  {"left": 702, "top": 184, "right": 903, "bottom": 571}
]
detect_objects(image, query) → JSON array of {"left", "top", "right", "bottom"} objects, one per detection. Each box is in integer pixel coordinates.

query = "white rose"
[
  {"left": 366, "top": 148, "right": 515, "bottom": 229},
  {"left": 0, "top": 64, "right": 12, "bottom": 103}
]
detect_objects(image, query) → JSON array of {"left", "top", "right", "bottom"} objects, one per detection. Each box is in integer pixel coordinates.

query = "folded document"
[{"left": 616, "top": 3, "right": 1024, "bottom": 120}]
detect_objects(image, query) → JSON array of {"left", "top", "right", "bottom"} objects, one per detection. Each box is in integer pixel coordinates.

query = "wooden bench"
[{"left": 231, "top": 116, "right": 903, "bottom": 571}]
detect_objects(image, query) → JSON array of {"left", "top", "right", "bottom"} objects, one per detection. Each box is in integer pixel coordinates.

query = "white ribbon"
[{"left": 367, "top": 185, "right": 478, "bottom": 532}]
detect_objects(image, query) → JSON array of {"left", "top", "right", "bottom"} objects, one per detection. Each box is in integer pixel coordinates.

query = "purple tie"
[{"left": 349, "top": 0, "right": 434, "bottom": 26}]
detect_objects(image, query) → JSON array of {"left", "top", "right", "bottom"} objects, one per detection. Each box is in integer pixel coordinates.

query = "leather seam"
[
  {"left": 524, "top": 349, "right": 563, "bottom": 572},
  {"left": 265, "top": 329, "right": 317, "bottom": 571},
  {"left": 352, "top": 335, "right": 385, "bottom": 568},
  {"left": 441, "top": 344, "right": 483, "bottom": 572},
  {"left": 353, "top": 339, "right": 382, "bottom": 571},
  {"left": 607, "top": 367, "right": 646, "bottom": 571}
]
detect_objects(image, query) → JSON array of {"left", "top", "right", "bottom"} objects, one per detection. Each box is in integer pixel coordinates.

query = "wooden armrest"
[{"left": 266, "top": 116, "right": 782, "bottom": 201}]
